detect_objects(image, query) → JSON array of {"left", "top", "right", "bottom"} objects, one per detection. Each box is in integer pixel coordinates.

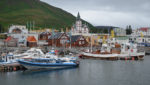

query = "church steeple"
[{"left": 76, "top": 12, "right": 80, "bottom": 20}]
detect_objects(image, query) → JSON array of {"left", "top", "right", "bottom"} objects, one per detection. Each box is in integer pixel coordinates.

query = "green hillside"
[{"left": 0, "top": 0, "right": 95, "bottom": 32}]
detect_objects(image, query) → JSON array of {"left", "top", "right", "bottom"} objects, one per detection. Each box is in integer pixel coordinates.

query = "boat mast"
[{"left": 90, "top": 34, "right": 92, "bottom": 52}]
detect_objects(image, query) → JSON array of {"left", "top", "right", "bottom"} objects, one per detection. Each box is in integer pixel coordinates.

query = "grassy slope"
[{"left": 0, "top": 0, "right": 95, "bottom": 32}]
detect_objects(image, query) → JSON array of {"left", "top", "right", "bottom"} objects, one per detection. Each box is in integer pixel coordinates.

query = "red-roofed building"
[
  {"left": 139, "top": 27, "right": 148, "bottom": 32},
  {"left": 4, "top": 36, "right": 18, "bottom": 47},
  {"left": 27, "top": 36, "right": 37, "bottom": 47}
]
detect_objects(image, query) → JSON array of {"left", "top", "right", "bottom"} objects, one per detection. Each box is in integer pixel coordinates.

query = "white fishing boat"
[
  {"left": 0, "top": 53, "right": 18, "bottom": 65},
  {"left": 80, "top": 37, "right": 145, "bottom": 60},
  {"left": 0, "top": 48, "right": 45, "bottom": 65},
  {"left": 14, "top": 48, "right": 45, "bottom": 59}
]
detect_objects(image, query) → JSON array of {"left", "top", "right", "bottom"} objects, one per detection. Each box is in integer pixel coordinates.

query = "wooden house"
[
  {"left": 84, "top": 35, "right": 102, "bottom": 46},
  {"left": 4, "top": 36, "right": 18, "bottom": 47},
  {"left": 27, "top": 36, "right": 37, "bottom": 47},
  {"left": 47, "top": 32, "right": 70, "bottom": 47},
  {"left": 39, "top": 32, "right": 51, "bottom": 40},
  {"left": 71, "top": 35, "right": 88, "bottom": 47}
]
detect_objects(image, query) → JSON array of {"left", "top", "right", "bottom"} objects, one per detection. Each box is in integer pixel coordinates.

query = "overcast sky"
[{"left": 41, "top": 0, "right": 150, "bottom": 28}]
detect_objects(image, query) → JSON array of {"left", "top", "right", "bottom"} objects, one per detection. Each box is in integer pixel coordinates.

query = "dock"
[{"left": 0, "top": 63, "right": 26, "bottom": 72}]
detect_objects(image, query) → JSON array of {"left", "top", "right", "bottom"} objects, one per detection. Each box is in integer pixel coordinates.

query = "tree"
[{"left": 126, "top": 25, "right": 132, "bottom": 35}]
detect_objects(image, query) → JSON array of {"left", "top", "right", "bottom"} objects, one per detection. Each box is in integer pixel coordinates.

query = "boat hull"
[
  {"left": 18, "top": 60, "right": 79, "bottom": 70},
  {"left": 79, "top": 52, "right": 145, "bottom": 60}
]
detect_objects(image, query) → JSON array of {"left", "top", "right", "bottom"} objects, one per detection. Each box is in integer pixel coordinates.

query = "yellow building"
[{"left": 83, "top": 34, "right": 109, "bottom": 46}]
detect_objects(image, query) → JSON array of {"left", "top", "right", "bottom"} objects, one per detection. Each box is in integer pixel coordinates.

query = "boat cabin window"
[
  {"left": 143, "top": 39, "right": 145, "bottom": 42},
  {"left": 127, "top": 46, "right": 130, "bottom": 49},
  {"left": 30, "top": 59, "right": 56, "bottom": 63},
  {"left": 121, "top": 44, "right": 124, "bottom": 49},
  {"left": 134, "top": 38, "right": 136, "bottom": 40}
]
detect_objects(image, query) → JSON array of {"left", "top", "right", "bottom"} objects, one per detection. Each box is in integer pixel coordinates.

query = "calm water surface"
[{"left": 1, "top": 56, "right": 150, "bottom": 85}]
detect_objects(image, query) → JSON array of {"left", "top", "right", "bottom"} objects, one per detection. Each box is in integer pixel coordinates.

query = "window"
[
  {"left": 60, "top": 39, "right": 67, "bottom": 44},
  {"left": 79, "top": 41, "right": 82, "bottom": 45},
  {"left": 82, "top": 41, "right": 85, "bottom": 44}
]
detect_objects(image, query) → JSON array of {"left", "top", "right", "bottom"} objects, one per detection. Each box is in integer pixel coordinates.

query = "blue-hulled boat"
[{"left": 18, "top": 58, "right": 79, "bottom": 70}]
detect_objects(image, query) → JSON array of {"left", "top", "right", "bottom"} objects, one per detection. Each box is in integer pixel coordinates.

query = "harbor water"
[{"left": 0, "top": 56, "right": 150, "bottom": 85}]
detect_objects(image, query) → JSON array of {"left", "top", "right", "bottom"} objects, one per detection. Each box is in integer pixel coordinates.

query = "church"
[{"left": 71, "top": 12, "right": 89, "bottom": 34}]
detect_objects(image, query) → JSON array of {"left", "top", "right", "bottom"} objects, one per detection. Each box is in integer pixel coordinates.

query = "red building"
[
  {"left": 47, "top": 33, "right": 70, "bottom": 47},
  {"left": 71, "top": 35, "right": 88, "bottom": 47},
  {"left": 39, "top": 32, "right": 51, "bottom": 40},
  {"left": 27, "top": 36, "right": 37, "bottom": 47}
]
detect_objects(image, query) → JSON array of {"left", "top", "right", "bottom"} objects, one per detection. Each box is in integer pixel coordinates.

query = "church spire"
[{"left": 76, "top": 12, "right": 80, "bottom": 20}]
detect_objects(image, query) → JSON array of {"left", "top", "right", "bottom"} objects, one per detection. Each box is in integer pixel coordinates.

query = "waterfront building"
[
  {"left": 27, "top": 36, "right": 37, "bottom": 47},
  {"left": 8, "top": 25, "right": 39, "bottom": 47},
  {"left": 39, "top": 32, "right": 51, "bottom": 40},
  {"left": 114, "top": 28, "right": 126, "bottom": 36},
  {"left": 47, "top": 32, "right": 70, "bottom": 47},
  {"left": 4, "top": 36, "right": 18, "bottom": 47},
  {"left": 8, "top": 25, "right": 28, "bottom": 34},
  {"left": 129, "top": 27, "right": 150, "bottom": 45},
  {"left": 71, "top": 35, "right": 88, "bottom": 47}
]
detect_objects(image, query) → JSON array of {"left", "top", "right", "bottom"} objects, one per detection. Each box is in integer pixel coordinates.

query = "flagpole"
[{"left": 30, "top": 21, "right": 32, "bottom": 33}]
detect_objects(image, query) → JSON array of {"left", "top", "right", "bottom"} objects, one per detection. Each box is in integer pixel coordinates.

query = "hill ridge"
[{"left": 0, "top": 0, "right": 95, "bottom": 32}]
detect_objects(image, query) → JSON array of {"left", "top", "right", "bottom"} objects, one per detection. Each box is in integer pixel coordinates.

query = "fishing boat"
[
  {"left": 0, "top": 53, "right": 18, "bottom": 65},
  {"left": 0, "top": 48, "right": 45, "bottom": 65},
  {"left": 18, "top": 48, "right": 79, "bottom": 70},
  {"left": 80, "top": 37, "right": 145, "bottom": 60},
  {"left": 18, "top": 57, "right": 79, "bottom": 70},
  {"left": 14, "top": 48, "right": 45, "bottom": 58}
]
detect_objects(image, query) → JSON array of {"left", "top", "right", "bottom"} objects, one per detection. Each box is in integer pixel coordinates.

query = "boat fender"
[
  {"left": 132, "top": 57, "right": 135, "bottom": 61},
  {"left": 131, "top": 49, "right": 133, "bottom": 52},
  {"left": 125, "top": 57, "right": 128, "bottom": 61},
  {"left": 13, "top": 67, "right": 16, "bottom": 71}
]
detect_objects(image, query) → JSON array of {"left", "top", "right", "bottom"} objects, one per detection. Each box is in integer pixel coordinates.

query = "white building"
[
  {"left": 114, "top": 28, "right": 126, "bottom": 36},
  {"left": 132, "top": 27, "right": 150, "bottom": 36},
  {"left": 130, "top": 27, "right": 150, "bottom": 45},
  {"left": 71, "top": 12, "right": 89, "bottom": 35},
  {"left": 9, "top": 25, "right": 28, "bottom": 34},
  {"left": 8, "top": 25, "right": 38, "bottom": 47}
]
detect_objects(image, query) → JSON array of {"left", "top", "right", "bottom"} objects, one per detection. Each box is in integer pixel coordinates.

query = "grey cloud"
[{"left": 41, "top": 0, "right": 150, "bottom": 28}]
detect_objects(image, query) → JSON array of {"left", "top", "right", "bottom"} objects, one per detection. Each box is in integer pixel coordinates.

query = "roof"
[
  {"left": 40, "top": 32, "right": 51, "bottom": 35},
  {"left": 48, "top": 32, "right": 64, "bottom": 39},
  {"left": 4, "top": 36, "right": 17, "bottom": 42},
  {"left": 27, "top": 36, "right": 37, "bottom": 42},
  {"left": 76, "top": 12, "right": 81, "bottom": 20},
  {"left": 4, "top": 36, "right": 12, "bottom": 42},
  {"left": 139, "top": 27, "right": 149, "bottom": 32},
  {"left": 71, "top": 35, "right": 81, "bottom": 43}
]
